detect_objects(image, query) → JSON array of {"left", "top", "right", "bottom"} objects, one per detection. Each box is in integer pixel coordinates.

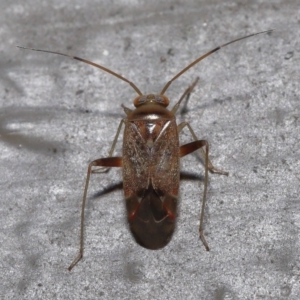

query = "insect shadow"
[{"left": 90, "top": 171, "right": 204, "bottom": 200}]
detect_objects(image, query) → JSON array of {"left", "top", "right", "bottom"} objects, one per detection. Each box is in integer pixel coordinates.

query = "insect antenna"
[
  {"left": 16, "top": 46, "right": 143, "bottom": 96},
  {"left": 160, "top": 29, "right": 273, "bottom": 95}
]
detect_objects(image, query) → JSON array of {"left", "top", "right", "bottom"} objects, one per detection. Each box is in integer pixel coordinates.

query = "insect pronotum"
[{"left": 18, "top": 29, "right": 272, "bottom": 270}]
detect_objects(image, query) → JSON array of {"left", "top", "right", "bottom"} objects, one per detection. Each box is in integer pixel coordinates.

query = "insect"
[{"left": 18, "top": 29, "right": 272, "bottom": 270}]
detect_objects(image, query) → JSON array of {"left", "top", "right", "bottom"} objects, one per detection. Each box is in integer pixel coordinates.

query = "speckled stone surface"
[{"left": 1, "top": 1, "right": 299, "bottom": 299}]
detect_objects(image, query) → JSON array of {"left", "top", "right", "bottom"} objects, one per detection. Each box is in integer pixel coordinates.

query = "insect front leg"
[
  {"left": 171, "top": 77, "right": 199, "bottom": 114},
  {"left": 92, "top": 119, "right": 125, "bottom": 173},
  {"left": 178, "top": 122, "right": 229, "bottom": 175},
  {"left": 68, "top": 156, "right": 122, "bottom": 271},
  {"left": 180, "top": 140, "right": 210, "bottom": 251}
]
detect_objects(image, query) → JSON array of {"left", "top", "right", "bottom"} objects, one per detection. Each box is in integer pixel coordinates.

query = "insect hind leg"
[
  {"left": 68, "top": 156, "right": 122, "bottom": 271},
  {"left": 180, "top": 140, "right": 211, "bottom": 250}
]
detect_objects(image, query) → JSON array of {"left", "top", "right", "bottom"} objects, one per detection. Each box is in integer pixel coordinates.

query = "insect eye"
[
  {"left": 155, "top": 96, "right": 164, "bottom": 103},
  {"left": 155, "top": 95, "right": 169, "bottom": 107},
  {"left": 133, "top": 95, "right": 146, "bottom": 107},
  {"left": 139, "top": 96, "right": 147, "bottom": 104}
]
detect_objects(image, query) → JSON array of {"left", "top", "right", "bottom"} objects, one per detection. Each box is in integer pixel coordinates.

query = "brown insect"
[{"left": 18, "top": 29, "right": 272, "bottom": 270}]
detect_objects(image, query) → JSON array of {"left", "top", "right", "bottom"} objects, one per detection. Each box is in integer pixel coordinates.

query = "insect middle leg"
[
  {"left": 180, "top": 140, "right": 210, "bottom": 250},
  {"left": 92, "top": 119, "right": 125, "bottom": 173},
  {"left": 178, "top": 122, "right": 228, "bottom": 175},
  {"left": 173, "top": 77, "right": 228, "bottom": 175},
  {"left": 68, "top": 156, "right": 122, "bottom": 271}
]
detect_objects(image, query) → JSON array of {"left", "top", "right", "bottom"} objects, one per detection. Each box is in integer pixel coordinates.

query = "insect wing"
[{"left": 123, "top": 118, "right": 180, "bottom": 249}]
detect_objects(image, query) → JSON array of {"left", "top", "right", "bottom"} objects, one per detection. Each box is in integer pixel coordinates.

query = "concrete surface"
[{"left": 0, "top": 0, "right": 299, "bottom": 299}]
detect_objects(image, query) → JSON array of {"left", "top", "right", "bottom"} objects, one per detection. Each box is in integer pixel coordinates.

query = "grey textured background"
[{"left": 1, "top": 0, "right": 299, "bottom": 299}]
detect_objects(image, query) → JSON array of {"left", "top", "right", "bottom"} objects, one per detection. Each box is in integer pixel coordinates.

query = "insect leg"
[
  {"left": 68, "top": 156, "right": 122, "bottom": 271},
  {"left": 180, "top": 140, "right": 210, "bottom": 251},
  {"left": 178, "top": 122, "right": 228, "bottom": 175},
  {"left": 92, "top": 119, "right": 125, "bottom": 173},
  {"left": 171, "top": 77, "right": 199, "bottom": 114},
  {"left": 173, "top": 77, "right": 228, "bottom": 175}
]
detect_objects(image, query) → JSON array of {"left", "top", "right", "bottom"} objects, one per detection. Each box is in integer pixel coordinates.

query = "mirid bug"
[{"left": 18, "top": 29, "right": 272, "bottom": 270}]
